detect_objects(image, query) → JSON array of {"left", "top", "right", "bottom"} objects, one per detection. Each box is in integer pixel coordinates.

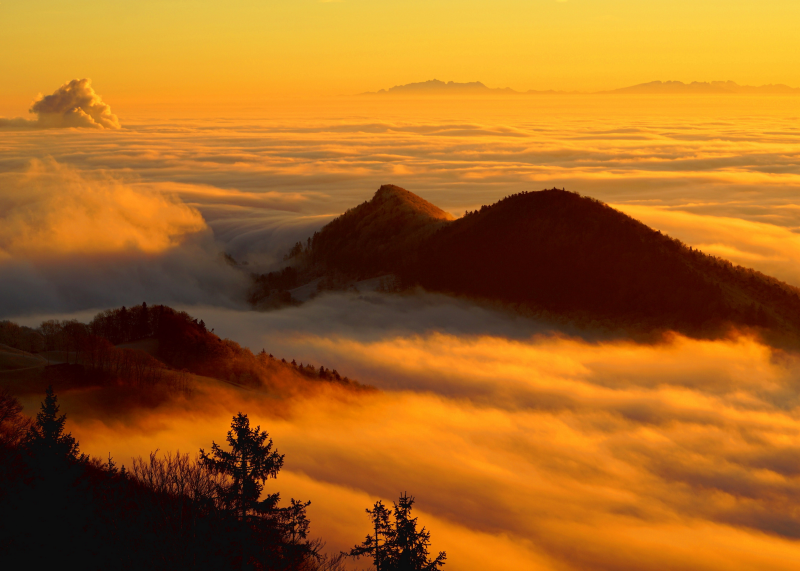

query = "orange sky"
[
  {"left": 2, "top": 0, "right": 800, "bottom": 110},
  {"left": 4, "top": 2, "right": 800, "bottom": 568}
]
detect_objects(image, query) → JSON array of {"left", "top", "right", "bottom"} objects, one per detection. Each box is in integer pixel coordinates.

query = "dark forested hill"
[
  {"left": 0, "top": 304, "right": 367, "bottom": 401},
  {"left": 295, "top": 186, "right": 800, "bottom": 341}
]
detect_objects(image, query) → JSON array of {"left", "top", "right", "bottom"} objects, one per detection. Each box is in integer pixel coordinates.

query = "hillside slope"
[
  {"left": 405, "top": 189, "right": 800, "bottom": 335},
  {"left": 309, "top": 184, "right": 453, "bottom": 278},
  {"left": 0, "top": 305, "right": 369, "bottom": 402}
]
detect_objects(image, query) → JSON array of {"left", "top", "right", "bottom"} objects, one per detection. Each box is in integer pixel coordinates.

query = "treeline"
[
  {"left": 144, "top": 305, "right": 363, "bottom": 389},
  {"left": 1, "top": 304, "right": 165, "bottom": 356},
  {"left": 249, "top": 267, "right": 300, "bottom": 305},
  {"left": 0, "top": 321, "right": 44, "bottom": 353},
  {"left": 0, "top": 388, "right": 445, "bottom": 571},
  {"left": 280, "top": 356, "right": 350, "bottom": 384}
]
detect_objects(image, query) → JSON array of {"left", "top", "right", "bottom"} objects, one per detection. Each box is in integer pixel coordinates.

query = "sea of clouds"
[
  {"left": 5, "top": 82, "right": 800, "bottom": 570},
  {"left": 2, "top": 88, "right": 800, "bottom": 319}
]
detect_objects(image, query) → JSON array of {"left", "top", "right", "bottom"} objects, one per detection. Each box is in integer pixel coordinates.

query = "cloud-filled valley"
[{"left": 48, "top": 300, "right": 800, "bottom": 571}]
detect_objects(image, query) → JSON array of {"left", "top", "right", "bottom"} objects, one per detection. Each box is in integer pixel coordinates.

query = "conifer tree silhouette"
[
  {"left": 278, "top": 497, "right": 315, "bottom": 570},
  {"left": 200, "top": 413, "right": 287, "bottom": 570},
  {"left": 349, "top": 500, "right": 394, "bottom": 570},
  {"left": 391, "top": 493, "right": 445, "bottom": 571},
  {"left": 24, "top": 385, "right": 80, "bottom": 461},
  {"left": 350, "top": 493, "right": 446, "bottom": 571},
  {"left": 200, "top": 412, "right": 285, "bottom": 520}
]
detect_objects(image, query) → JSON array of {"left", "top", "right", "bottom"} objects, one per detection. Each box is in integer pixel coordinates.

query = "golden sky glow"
[{"left": 2, "top": 0, "right": 800, "bottom": 108}]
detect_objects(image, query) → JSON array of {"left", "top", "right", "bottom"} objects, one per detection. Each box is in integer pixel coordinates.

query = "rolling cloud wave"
[{"left": 46, "top": 299, "right": 800, "bottom": 571}]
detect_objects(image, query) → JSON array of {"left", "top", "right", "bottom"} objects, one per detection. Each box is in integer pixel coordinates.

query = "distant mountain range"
[
  {"left": 251, "top": 185, "right": 800, "bottom": 345},
  {"left": 603, "top": 80, "right": 800, "bottom": 95},
  {"left": 361, "top": 79, "right": 800, "bottom": 96},
  {"left": 364, "top": 79, "right": 572, "bottom": 96}
]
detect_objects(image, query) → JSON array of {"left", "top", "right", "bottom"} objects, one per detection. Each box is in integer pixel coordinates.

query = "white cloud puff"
[
  {"left": 30, "top": 78, "right": 120, "bottom": 129},
  {"left": 0, "top": 78, "right": 120, "bottom": 130}
]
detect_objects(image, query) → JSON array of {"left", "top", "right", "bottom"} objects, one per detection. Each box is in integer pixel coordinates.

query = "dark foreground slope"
[{"left": 303, "top": 186, "right": 800, "bottom": 340}]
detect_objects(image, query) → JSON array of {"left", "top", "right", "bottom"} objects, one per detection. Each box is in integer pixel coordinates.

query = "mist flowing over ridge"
[{"left": 254, "top": 185, "right": 800, "bottom": 346}]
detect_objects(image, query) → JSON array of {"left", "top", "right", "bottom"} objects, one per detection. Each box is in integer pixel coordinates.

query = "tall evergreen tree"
[
  {"left": 390, "top": 493, "right": 446, "bottom": 571},
  {"left": 349, "top": 500, "right": 394, "bottom": 570},
  {"left": 24, "top": 385, "right": 80, "bottom": 461},
  {"left": 199, "top": 413, "right": 285, "bottom": 519}
]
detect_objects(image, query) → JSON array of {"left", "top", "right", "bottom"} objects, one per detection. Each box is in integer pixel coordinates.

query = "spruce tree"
[
  {"left": 349, "top": 494, "right": 445, "bottom": 571},
  {"left": 200, "top": 413, "right": 290, "bottom": 570},
  {"left": 199, "top": 412, "right": 285, "bottom": 519},
  {"left": 24, "top": 385, "right": 80, "bottom": 461},
  {"left": 391, "top": 493, "right": 446, "bottom": 571},
  {"left": 349, "top": 500, "right": 394, "bottom": 570}
]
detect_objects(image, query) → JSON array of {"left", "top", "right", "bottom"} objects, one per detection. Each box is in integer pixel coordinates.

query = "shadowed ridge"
[
  {"left": 404, "top": 188, "right": 800, "bottom": 340},
  {"left": 309, "top": 184, "right": 454, "bottom": 278}
]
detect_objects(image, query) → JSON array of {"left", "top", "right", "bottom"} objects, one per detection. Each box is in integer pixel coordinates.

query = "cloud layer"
[{"left": 5, "top": 90, "right": 800, "bottom": 568}]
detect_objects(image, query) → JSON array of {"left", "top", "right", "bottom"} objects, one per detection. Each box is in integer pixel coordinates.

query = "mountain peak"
[
  {"left": 308, "top": 185, "right": 453, "bottom": 277},
  {"left": 257, "top": 185, "right": 800, "bottom": 343},
  {"left": 374, "top": 183, "right": 411, "bottom": 200},
  {"left": 372, "top": 184, "right": 455, "bottom": 221}
]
